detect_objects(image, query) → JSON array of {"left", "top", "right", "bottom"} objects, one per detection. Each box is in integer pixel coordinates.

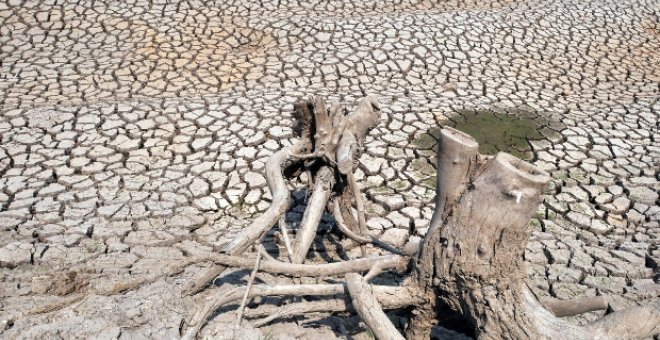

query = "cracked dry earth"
[{"left": 0, "top": 0, "right": 659, "bottom": 339}]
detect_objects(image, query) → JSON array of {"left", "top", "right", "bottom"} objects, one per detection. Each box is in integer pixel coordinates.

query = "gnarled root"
[
  {"left": 183, "top": 145, "right": 300, "bottom": 295},
  {"left": 185, "top": 97, "right": 380, "bottom": 295}
]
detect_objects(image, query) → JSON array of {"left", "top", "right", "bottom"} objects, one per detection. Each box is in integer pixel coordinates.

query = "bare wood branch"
[
  {"left": 312, "top": 96, "right": 332, "bottom": 153},
  {"left": 348, "top": 171, "right": 369, "bottom": 257},
  {"left": 346, "top": 273, "right": 405, "bottom": 340},
  {"left": 247, "top": 299, "right": 351, "bottom": 327},
  {"left": 257, "top": 245, "right": 277, "bottom": 262},
  {"left": 182, "top": 253, "right": 407, "bottom": 277},
  {"left": 364, "top": 262, "right": 385, "bottom": 282},
  {"left": 330, "top": 104, "right": 347, "bottom": 148},
  {"left": 292, "top": 166, "right": 335, "bottom": 263},
  {"left": 235, "top": 245, "right": 263, "bottom": 327},
  {"left": 336, "top": 97, "right": 381, "bottom": 175},
  {"left": 183, "top": 284, "right": 345, "bottom": 340},
  {"left": 278, "top": 215, "right": 294, "bottom": 262},
  {"left": 542, "top": 295, "right": 609, "bottom": 317}
]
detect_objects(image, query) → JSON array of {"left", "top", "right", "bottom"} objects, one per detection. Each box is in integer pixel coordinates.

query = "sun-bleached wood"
[
  {"left": 346, "top": 273, "right": 406, "bottom": 340},
  {"left": 292, "top": 166, "right": 335, "bottom": 263},
  {"left": 183, "top": 100, "right": 660, "bottom": 340}
]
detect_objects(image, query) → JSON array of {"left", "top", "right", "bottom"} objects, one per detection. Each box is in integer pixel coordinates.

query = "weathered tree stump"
[{"left": 181, "top": 98, "right": 660, "bottom": 340}]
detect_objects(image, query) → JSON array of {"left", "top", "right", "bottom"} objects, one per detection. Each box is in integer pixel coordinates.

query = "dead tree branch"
[
  {"left": 346, "top": 273, "right": 406, "bottom": 340},
  {"left": 234, "top": 245, "right": 263, "bottom": 327}
]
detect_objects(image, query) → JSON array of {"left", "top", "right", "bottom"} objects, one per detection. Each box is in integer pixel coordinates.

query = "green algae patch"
[
  {"left": 412, "top": 128, "right": 442, "bottom": 150},
  {"left": 414, "top": 109, "right": 549, "bottom": 161},
  {"left": 450, "top": 109, "right": 543, "bottom": 160}
]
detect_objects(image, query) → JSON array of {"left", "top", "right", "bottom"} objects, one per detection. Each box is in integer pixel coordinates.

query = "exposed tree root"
[
  {"left": 184, "top": 283, "right": 418, "bottom": 340},
  {"left": 245, "top": 299, "right": 351, "bottom": 327},
  {"left": 278, "top": 215, "right": 295, "bottom": 261},
  {"left": 346, "top": 273, "right": 405, "bottom": 340},
  {"left": 183, "top": 98, "right": 660, "bottom": 340},
  {"left": 541, "top": 295, "right": 609, "bottom": 317},
  {"left": 348, "top": 171, "right": 369, "bottom": 257},
  {"left": 292, "top": 166, "right": 335, "bottom": 263},
  {"left": 180, "top": 253, "right": 408, "bottom": 277},
  {"left": 234, "top": 245, "right": 263, "bottom": 327},
  {"left": 243, "top": 289, "right": 423, "bottom": 327},
  {"left": 583, "top": 305, "right": 660, "bottom": 339}
]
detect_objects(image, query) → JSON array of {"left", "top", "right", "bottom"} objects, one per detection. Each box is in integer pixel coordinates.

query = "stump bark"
[{"left": 182, "top": 98, "right": 660, "bottom": 340}]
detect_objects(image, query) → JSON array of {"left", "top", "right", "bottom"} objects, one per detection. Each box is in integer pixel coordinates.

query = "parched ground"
[{"left": 0, "top": 0, "right": 659, "bottom": 338}]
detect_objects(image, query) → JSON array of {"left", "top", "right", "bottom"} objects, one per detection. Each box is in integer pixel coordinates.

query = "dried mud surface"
[{"left": 0, "top": 0, "right": 659, "bottom": 338}]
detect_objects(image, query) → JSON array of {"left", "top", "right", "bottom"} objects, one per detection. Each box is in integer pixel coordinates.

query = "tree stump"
[{"left": 181, "top": 98, "right": 660, "bottom": 340}]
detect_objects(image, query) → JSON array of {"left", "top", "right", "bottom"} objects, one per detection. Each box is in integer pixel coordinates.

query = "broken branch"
[
  {"left": 346, "top": 273, "right": 405, "bottom": 340},
  {"left": 235, "top": 245, "right": 263, "bottom": 327}
]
